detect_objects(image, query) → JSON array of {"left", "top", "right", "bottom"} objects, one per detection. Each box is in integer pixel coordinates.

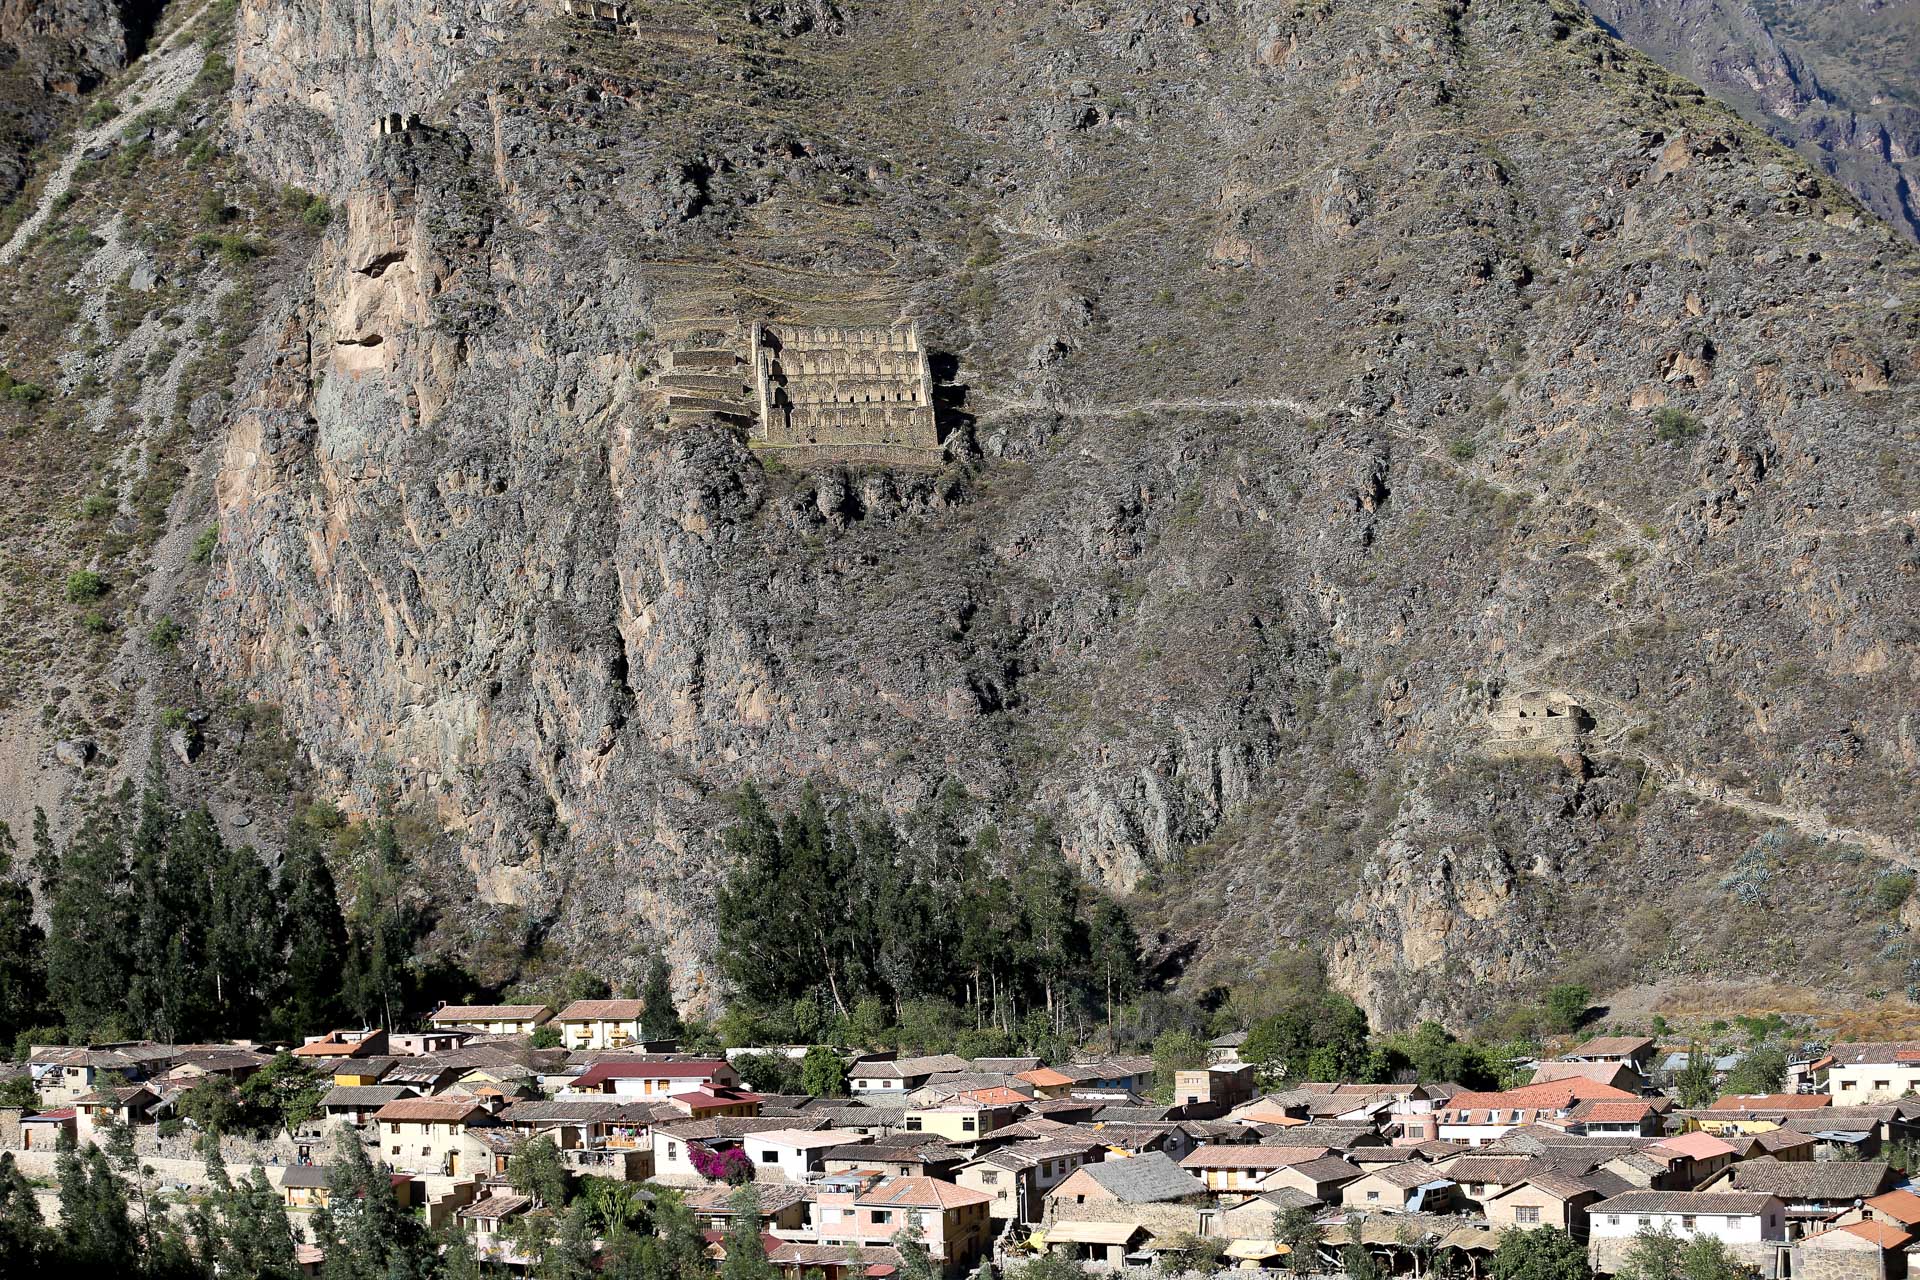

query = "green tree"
[
  {"left": 1673, "top": 1043, "right": 1718, "bottom": 1109},
  {"left": 1613, "top": 1229, "right": 1758, "bottom": 1280},
  {"left": 55, "top": 1144, "right": 136, "bottom": 1274},
  {"left": 0, "top": 822, "right": 47, "bottom": 1053},
  {"left": 0, "top": 1153, "right": 47, "bottom": 1273},
  {"left": 1274, "top": 1206, "right": 1322, "bottom": 1273},
  {"left": 1244, "top": 989, "right": 1373, "bottom": 1083},
  {"left": 1155, "top": 1230, "right": 1219, "bottom": 1275},
  {"left": 641, "top": 955, "right": 685, "bottom": 1041},
  {"left": 313, "top": 1137, "right": 438, "bottom": 1280},
  {"left": 276, "top": 809, "right": 349, "bottom": 1037},
  {"left": 46, "top": 808, "right": 135, "bottom": 1042},
  {"left": 893, "top": 1219, "right": 940, "bottom": 1280},
  {"left": 509, "top": 1135, "right": 572, "bottom": 1209},
  {"left": 801, "top": 1044, "right": 847, "bottom": 1097},
  {"left": 179, "top": 1077, "right": 243, "bottom": 1136},
  {"left": 194, "top": 1144, "right": 298, "bottom": 1280},
  {"left": 1087, "top": 897, "right": 1142, "bottom": 1047},
  {"left": 721, "top": 1185, "right": 779, "bottom": 1280},
  {"left": 1012, "top": 820, "right": 1083, "bottom": 1032},
  {"left": 1488, "top": 1227, "right": 1593, "bottom": 1280},
  {"left": 206, "top": 837, "right": 280, "bottom": 1034},
  {"left": 239, "top": 1053, "right": 325, "bottom": 1143},
  {"left": 1543, "top": 984, "right": 1591, "bottom": 1035},
  {"left": 1722, "top": 1046, "right": 1786, "bottom": 1096},
  {"left": 1343, "top": 1242, "right": 1384, "bottom": 1280}
]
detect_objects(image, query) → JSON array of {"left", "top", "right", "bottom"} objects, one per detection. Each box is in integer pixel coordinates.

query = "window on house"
[
  {"left": 872, "top": 1211, "right": 893, "bottom": 1225},
  {"left": 1608, "top": 1217, "right": 1620, "bottom": 1227},
  {"left": 1876, "top": 1081, "right": 1891, "bottom": 1092},
  {"left": 761, "top": 1151, "right": 778, "bottom": 1163},
  {"left": 390, "top": 1146, "right": 400, "bottom": 1156},
  {"left": 981, "top": 1172, "right": 999, "bottom": 1185},
  {"left": 905, "top": 1118, "right": 921, "bottom": 1131},
  {"left": 668, "top": 1143, "right": 678, "bottom": 1160},
  {"left": 1682, "top": 1217, "right": 1697, "bottom": 1230},
  {"left": 962, "top": 1118, "right": 976, "bottom": 1132},
  {"left": 1638, "top": 1219, "right": 1651, "bottom": 1230},
  {"left": 1367, "top": 1191, "right": 1380, "bottom": 1201},
  {"left": 1517, "top": 1208, "right": 1540, "bottom": 1225}
]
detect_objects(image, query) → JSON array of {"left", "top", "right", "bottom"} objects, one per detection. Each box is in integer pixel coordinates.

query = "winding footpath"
[{"left": 0, "top": 0, "right": 215, "bottom": 268}]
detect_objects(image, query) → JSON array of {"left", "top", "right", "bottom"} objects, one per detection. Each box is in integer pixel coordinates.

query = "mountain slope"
[
  {"left": 2, "top": 0, "right": 1917, "bottom": 1027},
  {"left": 1583, "top": 0, "right": 1920, "bottom": 242}
]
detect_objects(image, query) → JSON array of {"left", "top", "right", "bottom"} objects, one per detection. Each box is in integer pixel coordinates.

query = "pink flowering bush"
[{"left": 688, "top": 1143, "right": 755, "bottom": 1185}]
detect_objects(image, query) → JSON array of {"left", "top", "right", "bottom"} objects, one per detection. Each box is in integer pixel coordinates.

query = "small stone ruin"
[
  {"left": 1485, "top": 689, "right": 1594, "bottom": 757},
  {"left": 559, "top": 0, "right": 626, "bottom": 25},
  {"left": 377, "top": 112, "right": 424, "bottom": 136}
]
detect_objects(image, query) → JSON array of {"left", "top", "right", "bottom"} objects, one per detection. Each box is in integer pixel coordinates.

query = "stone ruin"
[
  {"left": 647, "top": 321, "right": 942, "bottom": 465},
  {"left": 1485, "top": 689, "right": 1593, "bottom": 757},
  {"left": 559, "top": 0, "right": 626, "bottom": 25},
  {"left": 377, "top": 112, "right": 424, "bottom": 135},
  {"left": 749, "top": 322, "right": 938, "bottom": 460},
  {"left": 653, "top": 345, "right": 756, "bottom": 429}
]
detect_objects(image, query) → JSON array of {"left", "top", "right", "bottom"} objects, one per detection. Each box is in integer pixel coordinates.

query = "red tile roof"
[
  {"left": 557, "top": 999, "right": 646, "bottom": 1021},
  {"left": 856, "top": 1175, "right": 991, "bottom": 1210},
  {"left": 1570, "top": 1100, "right": 1654, "bottom": 1123},
  {"left": 1707, "top": 1093, "right": 1830, "bottom": 1111},
  {"left": 1652, "top": 1132, "right": 1738, "bottom": 1161},
  {"left": 372, "top": 1098, "right": 489, "bottom": 1124},
  {"left": 1867, "top": 1190, "right": 1920, "bottom": 1227},
  {"left": 573, "top": 1060, "right": 732, "bottom": 1090},
  {"left": 1805, "top": 1221, "right": 1913, "bottom": 1250}
]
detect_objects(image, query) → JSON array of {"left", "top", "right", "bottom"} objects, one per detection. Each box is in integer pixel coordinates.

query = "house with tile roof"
[
  {"left": 1823, "top": 1043, "right": 1920, "bottom": 1105},
  {"left": 1048, "top": 1150, "right": 1209, "bottom": 1208},
  {"left": 428, "top": 1003, "right": 554, "bottom": 1036},
  {"left": 1589, "top": 1191, "right": 1788, "bottom": 1273},
  {"left": 320, "top": 1084, "right": 418, "bottom": 1128},
  {"left": 554, "top": 999, "right": 649, "bottom": 1050},
  {"left": 1435, "top": 1079, "right": 1637, "bottom": 1146},
  {"left": 1259, "top": 1156, "right": 1366, "bottom": 1204},
  {"left": 1702, "top": 1158, "right": 1895, "bottom": 1223},
  {"left": 955, "top": 1138, "right": 1106, "bottom": 1222},
  {"left": 1178, "top": 1144, "right": 1332, "bottom": 1193},
  {"left": 815, "top": 1175, "right": 992, "bottom": 1278},
  {"left": 744, "top": 1127, "right": 872, "bottom": 1182},
  {"left": 848, "top": 1055, "right": 973, "bottom": 1095},
  {"left": 565, "top": 1058, "right": 741, "bottom": 1098},
  {"left": 1556, "top": 1037, "right": 1658, "bottom": 1080},
  {"left": 1532, "top": 1060, "right": 1643, "bottom": 1092},
  {"left": 1791, "top": 1219, "right": 1913, "bottom": 1280},
  {"left": 1485, "top": 1171, "right": 1610, "bottom": 1239},
  {"left": 371, "top": 1096, "right": 497, "bottom": 1176},
  {"left": 1855, "top": 1189, "right": 1920, "bottom": 1233},
  {"left": 1567, "top": 1098, "right": 1661, "bottom": 1138},
  {"left": 1339, "top": 1161, "right": 1457, "bottom": 1214},
  {"left": 292, "top": 1028, "right": 387, "bottom": 1059}
]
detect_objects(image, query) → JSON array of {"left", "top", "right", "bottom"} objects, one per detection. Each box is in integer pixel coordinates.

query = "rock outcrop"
[{"left": 5, "top": 0, "right": 1919, "bottom": 1024}]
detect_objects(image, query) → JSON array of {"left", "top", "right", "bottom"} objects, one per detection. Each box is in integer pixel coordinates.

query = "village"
[{"left": 7, "top": 1011, "right": 1920, "bottom": 1280}]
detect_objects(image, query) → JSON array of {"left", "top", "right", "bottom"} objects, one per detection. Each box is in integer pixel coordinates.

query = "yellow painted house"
[
  {"left": 555, "top": 999, "right": 648, "bottom": 1050},
  {"left": 428, "top": 1003, "right": 555, "bottom": 1037},
  {"left": 903, "top": 1104, "right": 1019, "bottom": 1142}
]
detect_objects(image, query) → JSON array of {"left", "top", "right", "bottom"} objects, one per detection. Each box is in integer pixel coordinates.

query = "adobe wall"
[
  {"left": 1590, "top": 1238, "right": 1782, "bottom": 1278},
  {"left": 1790, "top": 1248, "right": 1889, "bottom": 1280}
]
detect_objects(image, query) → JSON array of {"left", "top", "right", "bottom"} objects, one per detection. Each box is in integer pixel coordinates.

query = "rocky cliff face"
[
  {"left": 1584, "top": 0, "right": 1920, "bottom": 243},
  {"left": 0, "top": 0, "right": 152, "bottom": 203},
  {"left": 4, "top": 0, "right": 1919, "bottom": 1025}
]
